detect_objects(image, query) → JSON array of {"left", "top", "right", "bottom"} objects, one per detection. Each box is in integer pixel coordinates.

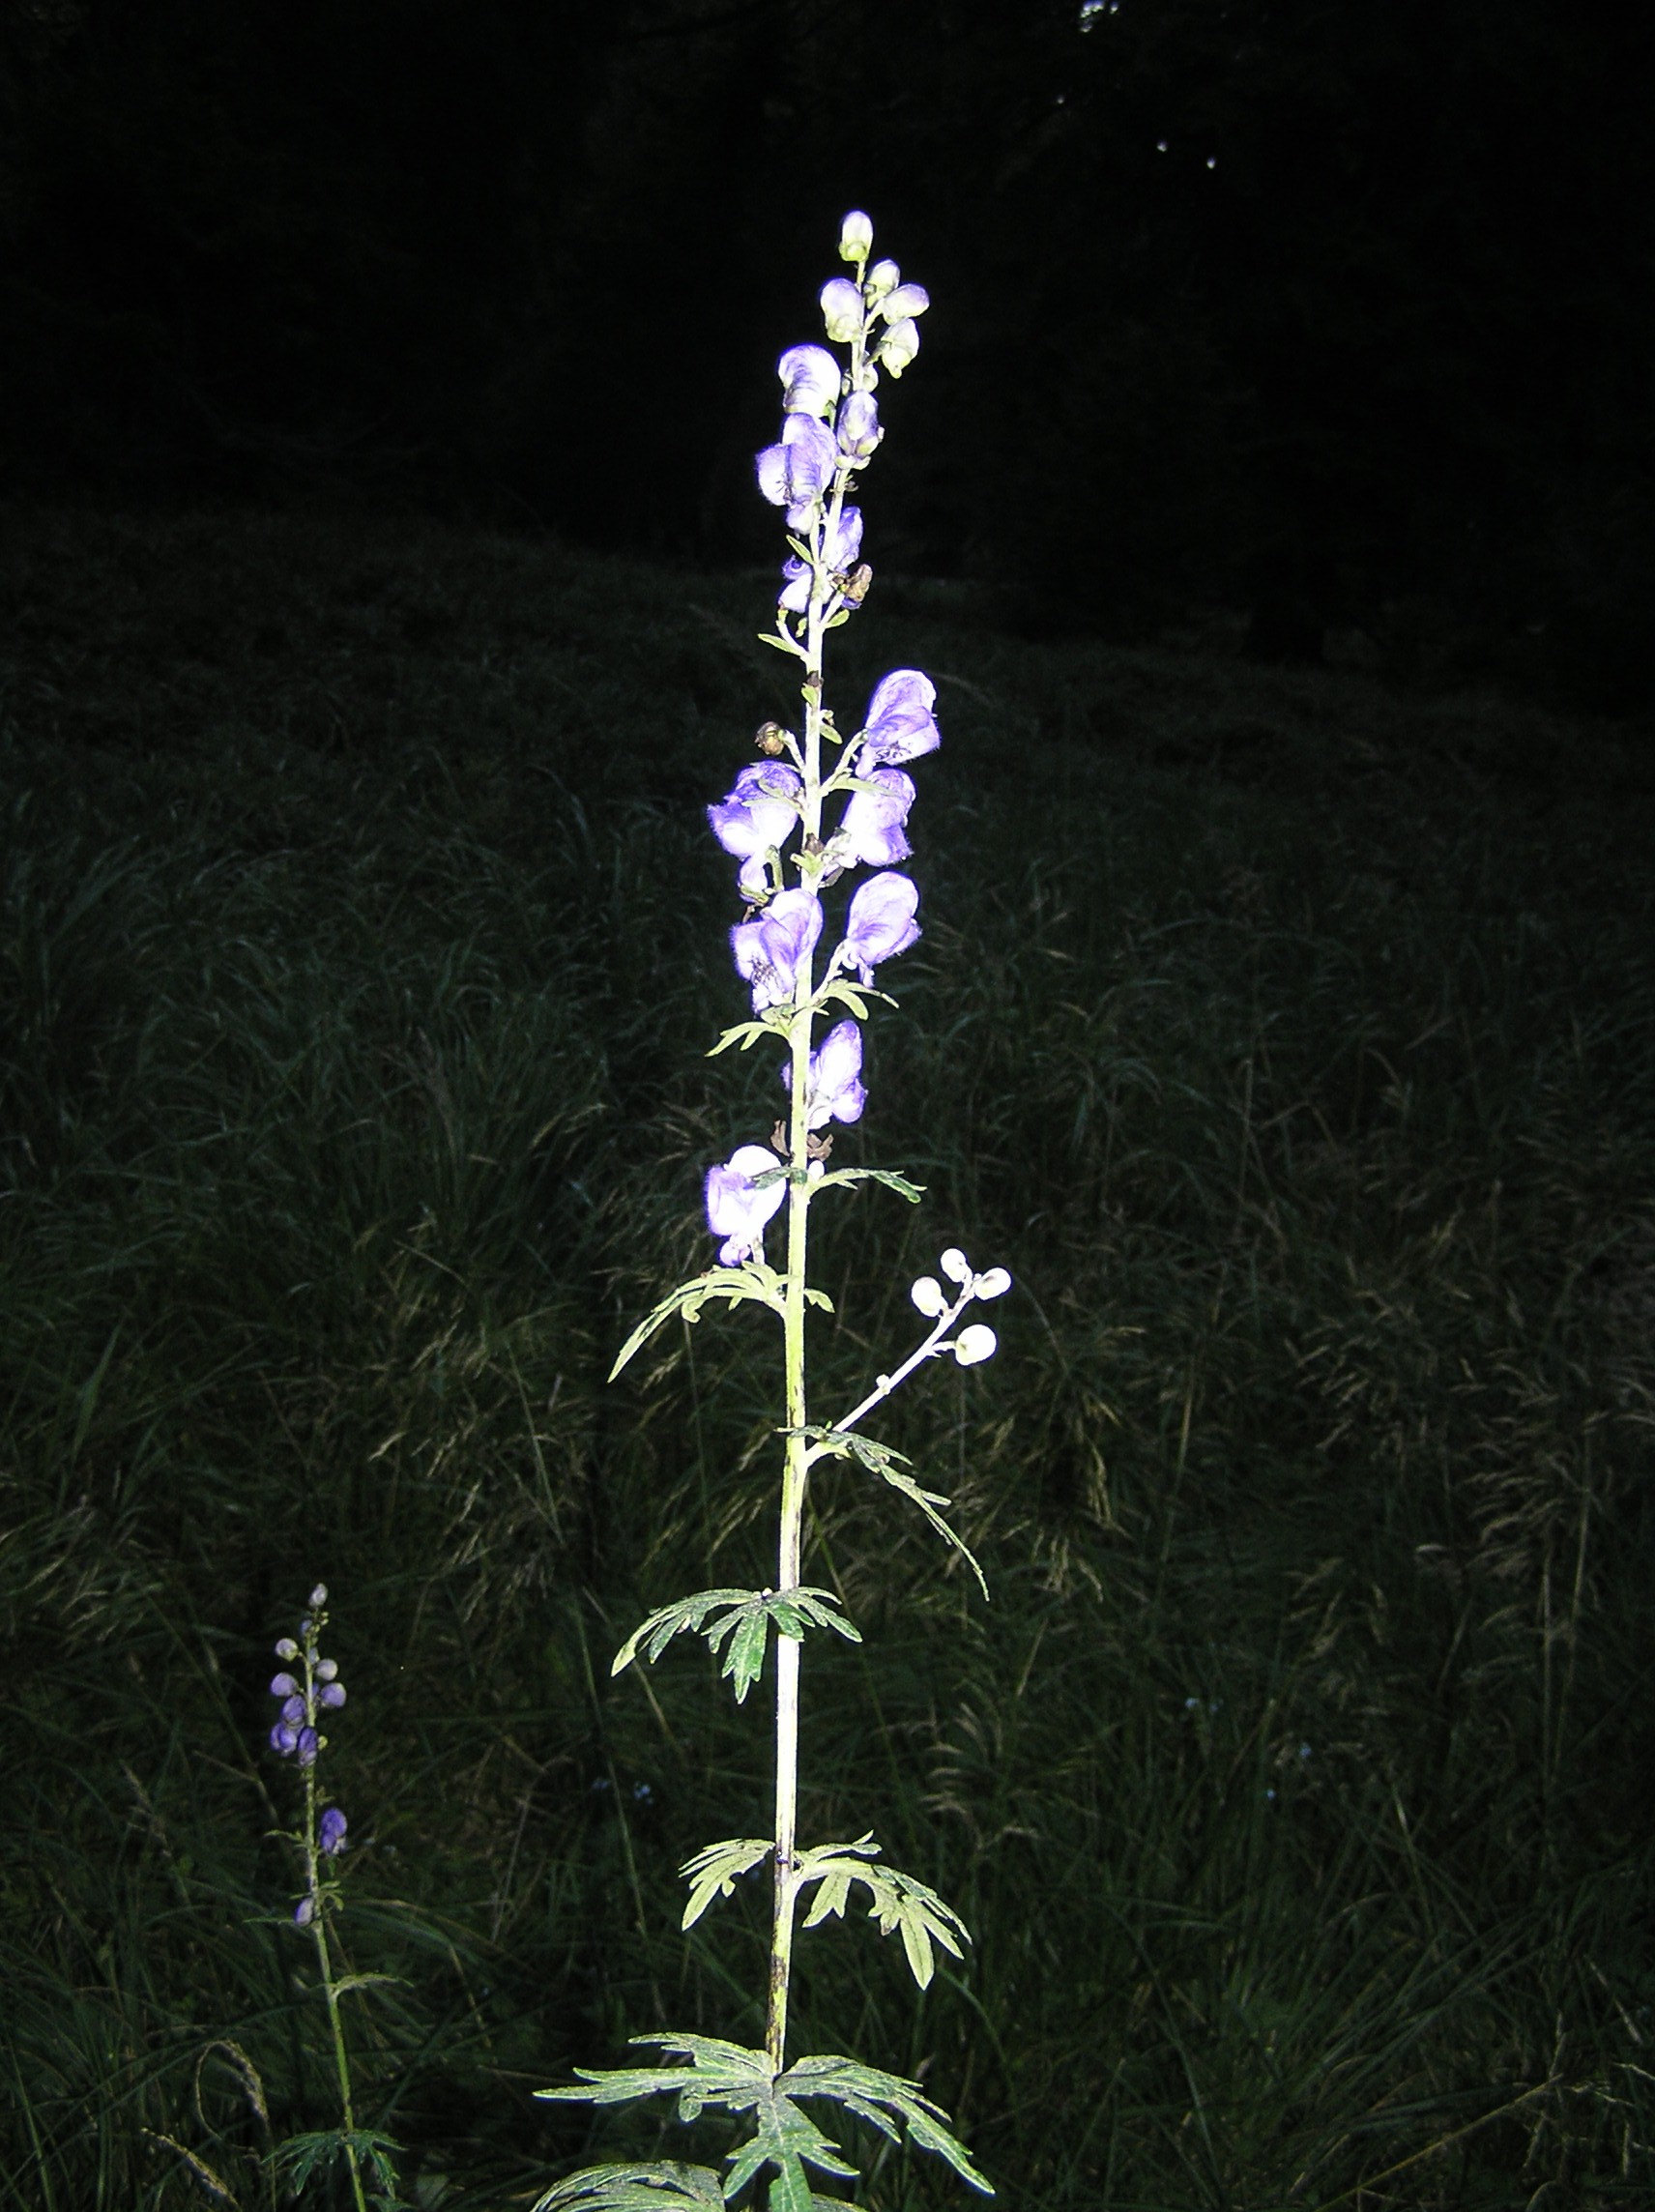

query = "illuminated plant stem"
[{"left": 766, "top": 336, "right": 858, "bottom": 2067}]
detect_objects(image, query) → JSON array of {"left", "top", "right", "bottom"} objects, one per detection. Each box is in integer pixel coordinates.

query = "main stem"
[
  {"left": 766, "top": 513, "right": 838, "bottom": 2079},
  {"left": 766, "top": 262, "right": 870, "bottom": 2076}
]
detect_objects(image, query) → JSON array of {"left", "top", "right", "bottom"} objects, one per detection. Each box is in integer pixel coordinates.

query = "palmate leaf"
[
  {"left": 537, "top": 2034, "right": 991, "bottom": 2206},
  {"left": 612, "top": 1586, "right": 860, "bottom": 1704},
  {"left": 678, "top": 1836, "right": 771, "bottom": 1930},
  {"left": 609, "top": 1263, "right": 818, "bottom": 1382},
  {"left": 781, "top": 2053, "right": 995, "bottom": 2197},
  {"left": 537, "top": 2032, "right": 770, "bottom": 2119},
  {"left": 531, "top": 2162, "right": 726, "bottom": 2212},
  {"left": 797, "top": 1836, "right": 971, "bottom": 1990},
  {"left": 806, "top": 1431, "right": 989, "bottom": 1598}
]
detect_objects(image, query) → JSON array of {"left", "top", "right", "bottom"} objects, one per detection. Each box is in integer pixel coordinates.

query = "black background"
[{"left": 3, "top": 0, "right": 1650, "bottom": 703}]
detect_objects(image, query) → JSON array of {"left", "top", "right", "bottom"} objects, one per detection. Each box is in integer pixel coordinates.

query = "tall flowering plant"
[{"left": 537, "top": 214, "right": 1008, "bottom": 2212}]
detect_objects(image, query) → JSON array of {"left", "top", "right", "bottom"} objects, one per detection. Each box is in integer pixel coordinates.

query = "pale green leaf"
[
  {"left": 531, "top": 2162, "right": 724, "bottom": 2212},
  {"left": 708, "top": 1015, "right": 789, "bottom": 1059},
  {"left": 677, "top": 1837, "right": 771, "bottom": 1930},
  {"left": 795, "top": 1838, "right": 971, "bottom": 1990},
  {"left": 609, "top": 1266, "right": 788, "bottom": 1382},
  {"left": 803, "top": 1432, "right": 988, "bottom": 1597},
  {"left": 614, "top": 1586, "right": 858, "bottom": 1702},
  {"left": 813, "top": 1166, "right": 925, "bottom": 1204},
  {"left": 778, "top": 2053, "right": 994, "bottom": 2196}
]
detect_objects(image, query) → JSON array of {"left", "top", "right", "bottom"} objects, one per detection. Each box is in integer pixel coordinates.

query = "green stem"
[
  {"left": 302, "top": 1640, "right": 368, "bottom": 2212},
  {"left": 764, "top": 250, "right": 875, "bottom": 2079}
]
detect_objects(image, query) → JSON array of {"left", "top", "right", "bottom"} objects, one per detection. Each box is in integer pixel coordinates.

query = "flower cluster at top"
[
  {"left": 704, "top": 213, "right": 942, "bottom": 1270},
  {"left": 269, "top": 1583, "right": 349, "bottom": 1921}
]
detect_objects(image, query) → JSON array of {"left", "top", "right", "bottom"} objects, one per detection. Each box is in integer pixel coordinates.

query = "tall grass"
[{"left": 1, "top": 506, "right": 1651, "bottom": 2208}]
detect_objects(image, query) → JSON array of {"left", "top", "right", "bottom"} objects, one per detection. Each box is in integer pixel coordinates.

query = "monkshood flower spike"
[
  {"left": 264, "top": 1586, "right": 394, "bottom": 2212},
  {"left": 536, "top": 213, "right": 1006, "bottom": 2212}
]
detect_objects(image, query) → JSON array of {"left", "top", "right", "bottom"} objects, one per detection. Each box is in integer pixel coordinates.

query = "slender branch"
[{"left": 828, "top": 1289, "right": 975, "bottom": 1441}]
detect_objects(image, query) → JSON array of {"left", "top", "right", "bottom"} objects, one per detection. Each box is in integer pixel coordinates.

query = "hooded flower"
[
  {"left": 778, "top": 343, "right": 841, "bottom": 420},
  {"left": 779, "top": 508, "right": 863, "bottom": 614},
  {"left": 876, "top": 318, "right": 921, "bottom": 377},
  {"left": 838, "top": 767, "right": 915, "bottom": 867},
  {"left": 730, "top": 888, "right": 823, "bottom": 1011},
  {"left": 784, "top": 1018, "right": 866, "bottom": 1128},
  {"left": 820, "top": 277, "right": 864, "bottom": 342},
  {"left": 709, "top": 762, "right": 803, "bottom": 896},
  {"left": 756, "top": 413, "right": 837, "bottom": 528},
  {"left": 705, "top": 1144, "right": 788, "bottom": 1266},
  {"left": 319, "top": 1807, "right": 348, "bottom": 1856},
  {"left": 855, "top": 670, "right": 940, "bottom": 770},
  {"left": 838, "top": 872, "right": 920, "bottom": 984},
  {"left": 881, "top": 282, "right": 930, "bottom": 323},
  {"left": 835, "top": 392, "right": 882, "bottom": 460}
]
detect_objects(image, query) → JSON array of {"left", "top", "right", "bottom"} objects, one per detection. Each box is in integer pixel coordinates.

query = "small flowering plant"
[
  {"left": 537, "top": 215, "right": 1009, "bottom": 2212},
  {"left": 265, "top": 1586, "right": 397, "bottom": 2209}
]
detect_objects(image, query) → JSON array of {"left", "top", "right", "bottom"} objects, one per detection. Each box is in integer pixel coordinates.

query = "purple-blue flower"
[
  {"left": 839, "top": 767, "right": 915, "bottom": 867},
  {"left": 835, "top": 392, "right": 882, "bottom": 460},
  {"left": 709, "top": 762, "right": 803, "bottom": 896},
  {"left": 855, "top": 670, "right": 940, "bottom": 770},
  {"left": 705, "top": 1144, "right": 788, "bottom": 1266},
  {"left": 778, "top": 343, "right": 841, "bottom": 420},
  {"left": 793, "top": 1019, "right": 866, "bottom": 1128},
  {"left": 295, "top": 1726, "right": 320, "bottom": 1767},
  {"left": 731, "top": 888, "right": 823, "bottom": 1012},
  {"left": 319, "top": 1806, "right": 348, "bottom": 1856},
  {"left": 779, "top": 508, "right": 862, "bottom": 615},
  {"left": 756, "top": 414, "right": 837, "bottom": 528},
  {"left": 838, "top": 872, "right": 921, "bottom": 984}
]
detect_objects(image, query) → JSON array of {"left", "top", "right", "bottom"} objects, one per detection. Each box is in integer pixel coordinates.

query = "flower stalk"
[{"left": 536, "top": 211, "right": 1008, "bottom": 2212}]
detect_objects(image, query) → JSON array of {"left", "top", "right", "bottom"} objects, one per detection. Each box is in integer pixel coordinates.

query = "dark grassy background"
[{"left": 2, "top": 505, "right": 1653, "bottom": 2208}]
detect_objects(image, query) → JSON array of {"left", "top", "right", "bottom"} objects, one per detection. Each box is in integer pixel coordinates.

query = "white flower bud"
[
  {"left": 881, "top": 282, "right": 930, "bottom": 322},
  {"left": 876, "top": 318, "right": 920, "bottom": 378},
  {"left": 308, "top": 1583, "right": 329, "bottom": 1608},
  {"left": 820, "top": 278, "right": 864, "bottom": 343},
  {"left": 838, "top": 211, "right": 874, "bottom": 263},
  {"left": 910, "top": 1275, "right": 946, "bottom": 1317},
  {"left": 972, "top": 1266, "right": 1012, "bottom": 1299},
  {"left": 865, "top": 258, "right": 901, "bottom": 301},
  {"left": 939, "top": 1248, "right": 972, "bottom": 1284},
  {"left": 953, "top": 1324, "right": 998, "bottom": 1366}
]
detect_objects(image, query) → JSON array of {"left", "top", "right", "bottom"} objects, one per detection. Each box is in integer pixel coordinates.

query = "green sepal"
[
  {"left": 531, "top": 2163, "right": 724, "bottom": 2212},
  {"left": 609, "top": 1265, "right": 801, "bottom": 1382},
  {"left": 812, "top": 1166, "right": 925, "bottom": 1204},
  {"left": 796, "top": 1835, "right": 971, "bottom": 1991},
  {"left": 677, "top": 1836, "right": 771, "bottom": 1930},
  {"left": 802, "top": 1432, "right": 988, "bottom": 1598},
  {"left": 613, "top": 1586, "right": 860, "bottom": 1703}
]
